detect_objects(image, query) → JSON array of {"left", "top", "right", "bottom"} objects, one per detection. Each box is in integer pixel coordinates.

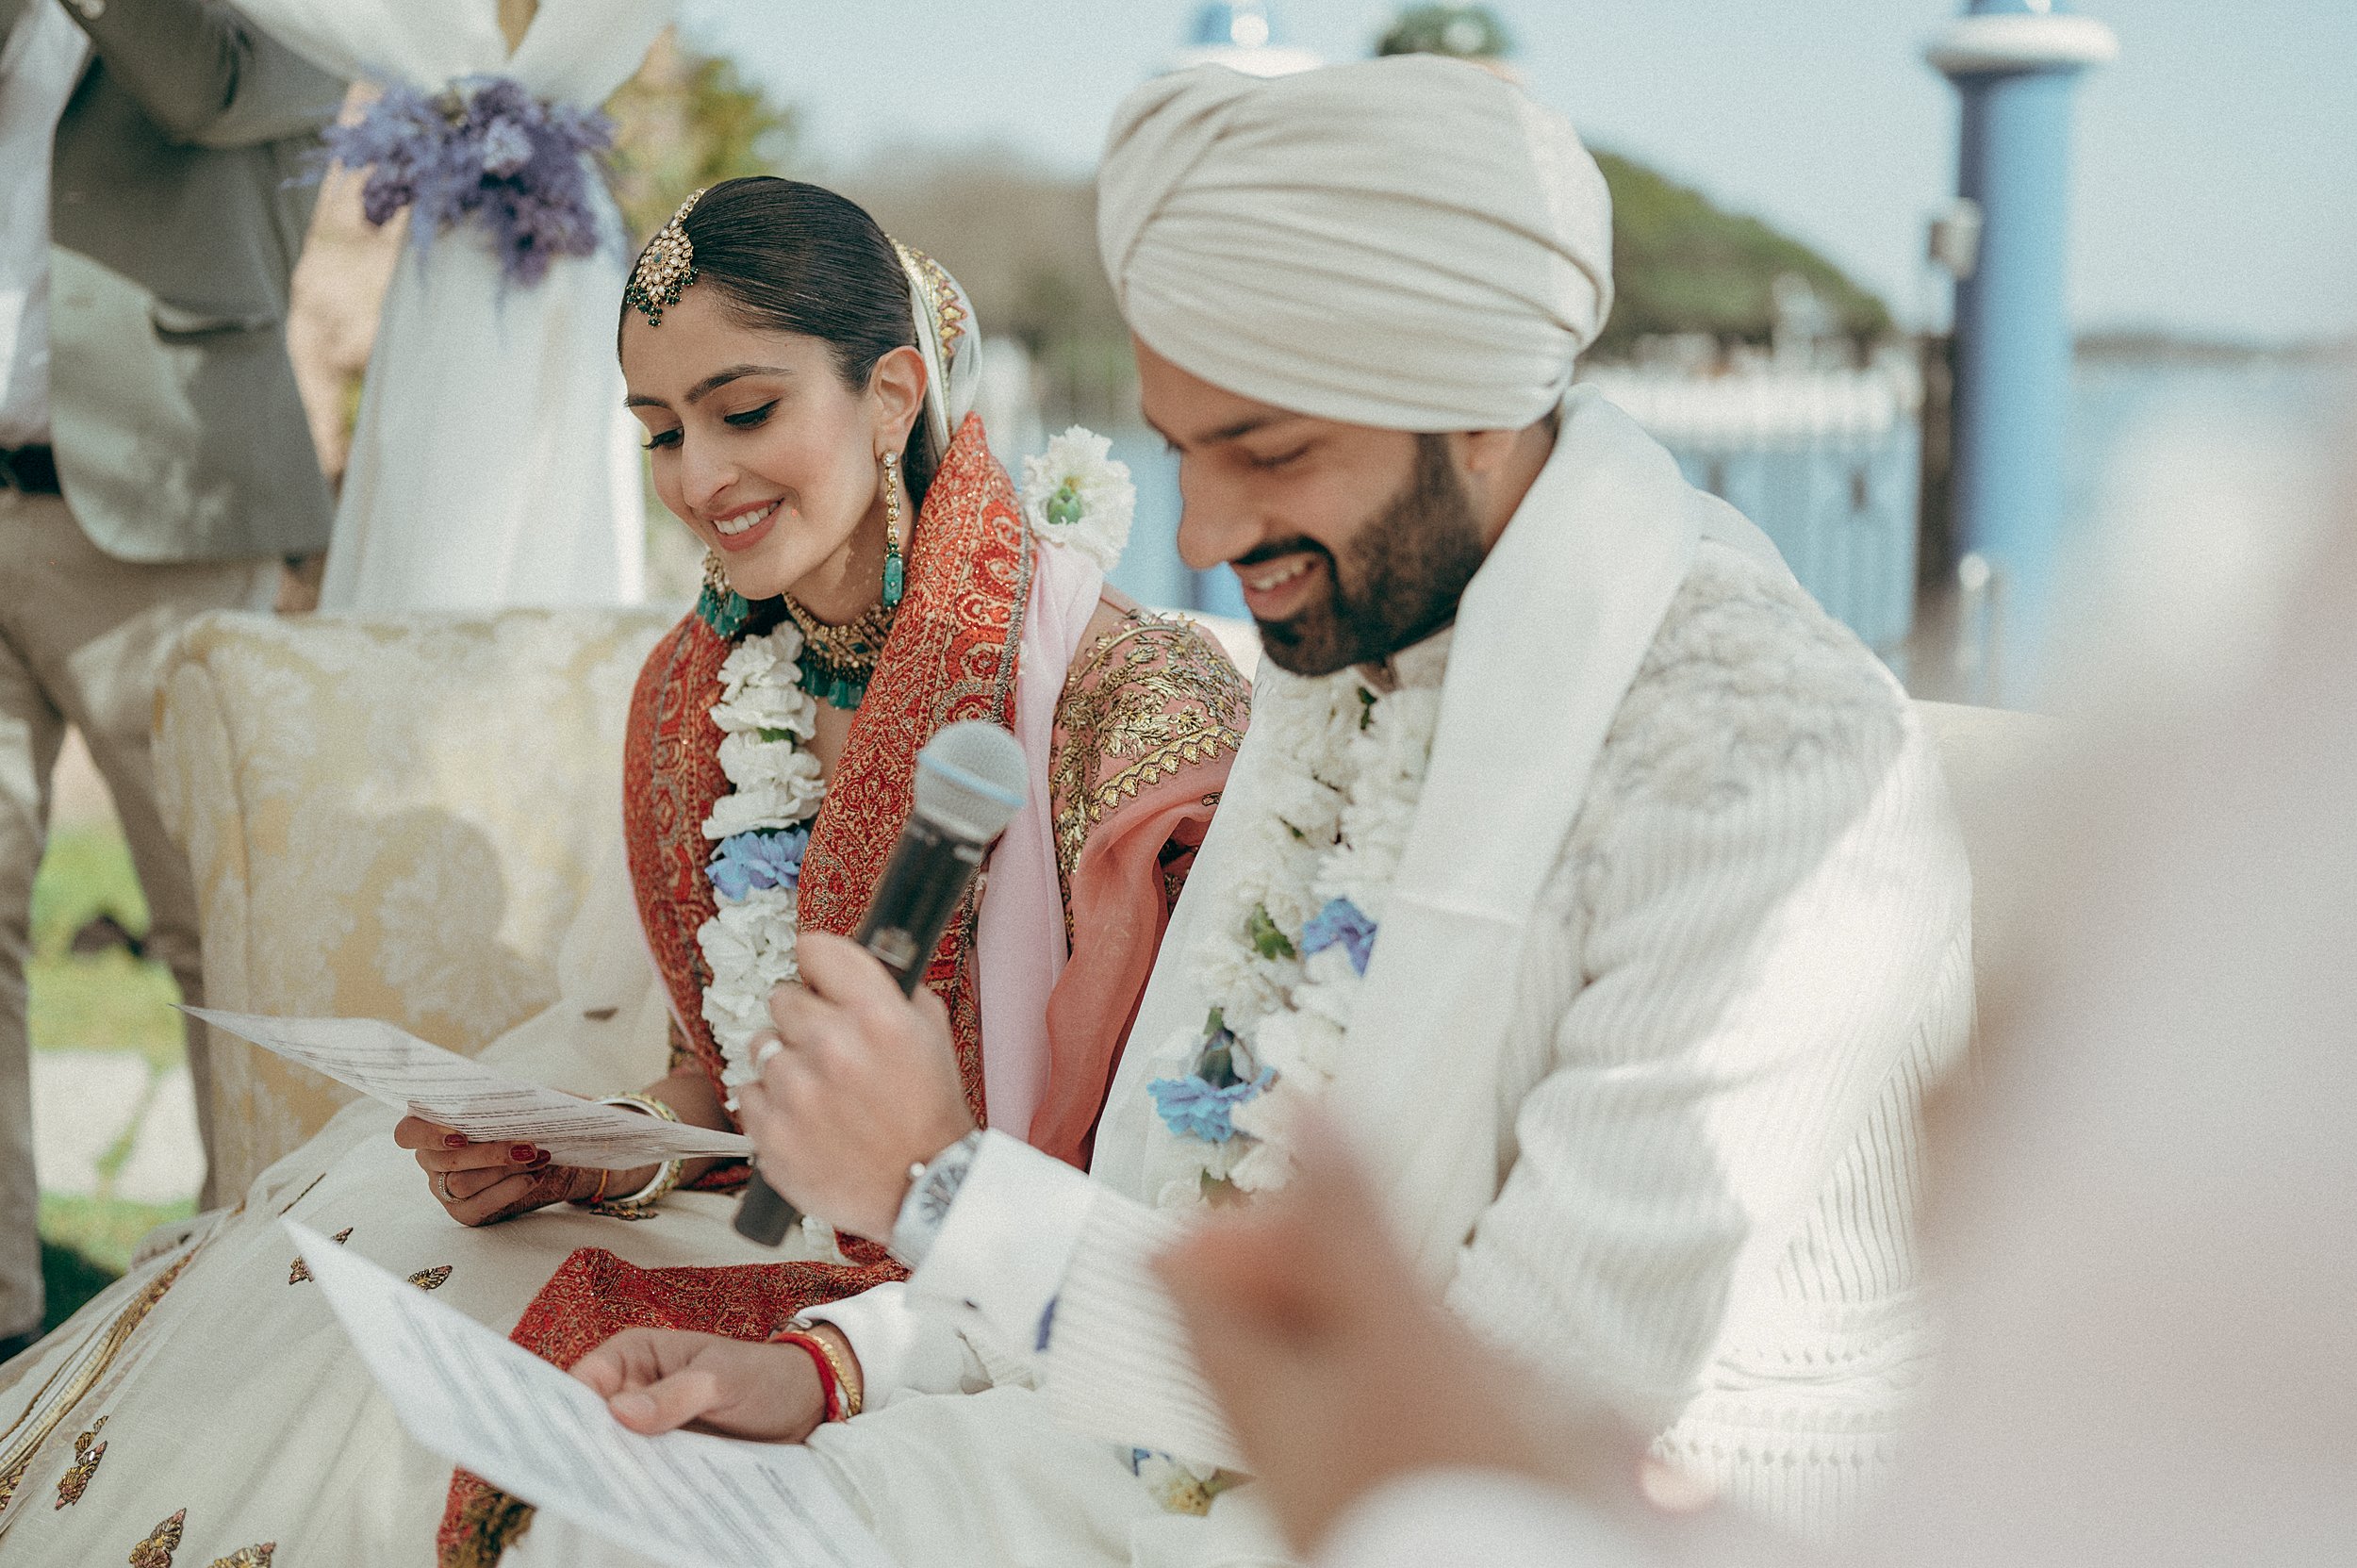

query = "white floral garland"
[
  {"left": 692, "top": 430, "right": 1134, "bottom": 1109},
  {"left": 1141, "top": 661, "right": 1443, "bottom": 1209},
  {"left": 696, "top": 622, "right": 825, "bottom": 1105}
]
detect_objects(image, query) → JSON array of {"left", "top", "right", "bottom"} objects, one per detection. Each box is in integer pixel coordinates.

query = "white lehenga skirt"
[{"left": 0, "top": 862, "right": 832, "bottom": 1567}]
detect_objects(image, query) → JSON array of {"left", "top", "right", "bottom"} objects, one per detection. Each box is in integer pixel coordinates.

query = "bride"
[{"left": 0, "top": 177, "right": 1248, "bottom": 1567}]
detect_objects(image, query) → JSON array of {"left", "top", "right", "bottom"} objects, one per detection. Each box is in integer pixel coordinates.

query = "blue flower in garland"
[
  {"left": 1146, "top": 1069, "right": 1274, "bottom": 1145},
  {"left": 1299, "top": 897, "right": 1378, "bottom": 976},
  {"left": 708, "top": 826, "right": 809, "bottom": 901}
]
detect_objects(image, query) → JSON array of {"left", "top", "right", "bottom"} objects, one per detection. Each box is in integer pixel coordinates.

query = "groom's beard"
[{"left": 1246, "top": 435, "right": 1488, "bottom": 677}]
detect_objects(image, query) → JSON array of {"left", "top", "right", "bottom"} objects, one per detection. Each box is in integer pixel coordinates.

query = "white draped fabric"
[{"left": 235, "top": 0, "right": 674, "bottom": 610}]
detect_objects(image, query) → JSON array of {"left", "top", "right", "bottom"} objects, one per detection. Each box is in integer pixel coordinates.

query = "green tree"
[
  {"left": 605, "top": 32, "right": 798, "bottom": 246},
  {"left": 1373, "top": 7, "right": 1892, "bottom": 359},
  {"left": 1376, "top": 4, "right": 1515, "bottom": 60},
  {"left": 1591, "top": 151, "right": 1892, "bottom": 359}
]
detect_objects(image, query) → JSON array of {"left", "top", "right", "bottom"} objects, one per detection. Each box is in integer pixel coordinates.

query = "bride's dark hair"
[{"left": 628, "top": 175, "right": 941, "bottom": 511}]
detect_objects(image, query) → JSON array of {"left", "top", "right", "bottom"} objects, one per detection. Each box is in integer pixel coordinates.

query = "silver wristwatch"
[{"left": 889, "top": 1130, "right": 983, "bottom": 1266}]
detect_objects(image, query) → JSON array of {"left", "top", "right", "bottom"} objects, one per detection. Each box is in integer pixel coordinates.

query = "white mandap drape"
[{"left": 238, "top": 0, "right": 676, "bottom": 610}]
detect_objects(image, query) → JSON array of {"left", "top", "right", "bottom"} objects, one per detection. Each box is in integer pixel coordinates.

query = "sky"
[{"left": 682, "top": 1, "right": 2357, "bottom": 345}]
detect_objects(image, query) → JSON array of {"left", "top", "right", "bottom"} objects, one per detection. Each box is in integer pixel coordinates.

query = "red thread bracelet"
[{"left": 769, "top": 1329, "right": 846, "bottom": 1423}]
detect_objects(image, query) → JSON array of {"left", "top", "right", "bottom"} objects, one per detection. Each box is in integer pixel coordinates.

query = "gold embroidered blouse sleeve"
[{"left": 1047, "top": 601, "right": 1251, "bottom": 908}]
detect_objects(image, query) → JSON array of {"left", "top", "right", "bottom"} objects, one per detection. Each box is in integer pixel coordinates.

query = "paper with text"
[
  {"left": 287, "top": 1220, "right": 893, "bottom": 1568},
  {"left": 190, "top": 1007, "right": 751, "bottom": 1168}
]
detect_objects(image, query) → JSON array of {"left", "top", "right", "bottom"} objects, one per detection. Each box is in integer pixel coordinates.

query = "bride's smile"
[{"left": 707, "top": 497, "right": 782, "bottom": 548}]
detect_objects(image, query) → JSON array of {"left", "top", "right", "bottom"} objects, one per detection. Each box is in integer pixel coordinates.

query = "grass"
[
  {"left": 37, "top": 1196, "right": 195, "bottom": 1332},
  {"left": 28, "top": 821, "right": 183, "bottom": 1070},
  {"left": 27, "top": 820, "right": 189, "bottom": 1328}
]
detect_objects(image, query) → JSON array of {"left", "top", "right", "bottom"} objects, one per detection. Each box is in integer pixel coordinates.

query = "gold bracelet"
[
  {"left": 786, "top": 1318, "right": 862, "bottom": 1418},
  {"left": 596, "top": 1092, "right": 684, "bottom": 1210},
  {"left": 600, "top": 1090, "right": 682, "bottom": 1123}
]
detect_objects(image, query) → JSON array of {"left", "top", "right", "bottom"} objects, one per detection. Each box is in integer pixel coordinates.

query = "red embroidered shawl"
[{"left": 623, "top": 412, "right": 1030, "bottom": 1140}]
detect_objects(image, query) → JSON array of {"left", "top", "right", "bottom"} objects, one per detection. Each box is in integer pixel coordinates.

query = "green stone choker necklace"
[{"left": 780, "top": 594, "right": 895, "bottom": 711}]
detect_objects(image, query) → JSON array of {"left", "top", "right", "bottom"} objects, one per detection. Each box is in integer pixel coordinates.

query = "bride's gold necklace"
[{"left": 782, "top": 593, "right": 897, "bottom": 710}]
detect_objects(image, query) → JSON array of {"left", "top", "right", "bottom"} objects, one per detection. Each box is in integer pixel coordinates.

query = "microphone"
[{"left": 733, "top": 720, "right": 1029, "bottom": 1246}]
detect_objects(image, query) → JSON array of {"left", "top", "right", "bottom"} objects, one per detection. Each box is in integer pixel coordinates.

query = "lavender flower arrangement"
[{"left": 322, "top": 76, "right": 614, "bottom": 287}]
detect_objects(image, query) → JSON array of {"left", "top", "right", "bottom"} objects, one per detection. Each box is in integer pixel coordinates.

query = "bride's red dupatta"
[{"left": 437, "top": 417, "right": 1034, "bottom": 1565}]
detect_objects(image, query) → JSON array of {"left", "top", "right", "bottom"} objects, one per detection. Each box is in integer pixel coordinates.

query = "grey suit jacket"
[{"left": 35, "top": 0, "right": 345, "bottom": 565}]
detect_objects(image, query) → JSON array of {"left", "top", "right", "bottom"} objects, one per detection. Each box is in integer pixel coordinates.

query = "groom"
[{"left": 562, "top": 55, "right": 1973, "bottom": 1559}]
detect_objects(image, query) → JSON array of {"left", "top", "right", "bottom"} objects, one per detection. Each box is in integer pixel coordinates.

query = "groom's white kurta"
[{"left": 520, "top": 388, "right": 1973, "bottom": 1568}]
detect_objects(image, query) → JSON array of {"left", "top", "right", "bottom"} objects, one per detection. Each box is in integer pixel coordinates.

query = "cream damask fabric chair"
[
  {"left": 153, "top": 609, "right": 2052, "bottom": 1203},
  {"left": 154, "top": 608, "right": 679, "bottom": 1198}
]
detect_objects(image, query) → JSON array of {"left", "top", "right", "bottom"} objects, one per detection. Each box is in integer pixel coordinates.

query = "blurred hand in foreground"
[{"left": 1151, "top": 1118, "right": 1656, "bottom": 1557}]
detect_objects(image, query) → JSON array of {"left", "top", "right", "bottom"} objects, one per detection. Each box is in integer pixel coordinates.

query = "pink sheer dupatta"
[
  {"left": 976, "top": 539, "right": 1101, "bottom": 1144},
  {"left": 977, "top": 537, "right": 1246, "bottom": 1169}
]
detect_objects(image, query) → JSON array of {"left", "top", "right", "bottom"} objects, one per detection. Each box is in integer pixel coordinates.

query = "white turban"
[{"left": 1097, "top": 55, "right": 1614, "bottom": 433}]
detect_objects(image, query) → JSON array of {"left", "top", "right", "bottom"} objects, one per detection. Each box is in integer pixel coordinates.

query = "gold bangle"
[
  {"left": 787, "top": 1318, "right": 862, "bottom": 1418},
  {"left": 596, "top": 1092, "right": 684, "bottom": 1210},
  {"left": 599, "top": 1090, "right": 682, "bottom": 1123}
]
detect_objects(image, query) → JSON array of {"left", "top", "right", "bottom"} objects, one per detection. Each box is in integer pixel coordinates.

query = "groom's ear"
[{"left": 866, "top": 344, "right": 929, "bottom": 453}]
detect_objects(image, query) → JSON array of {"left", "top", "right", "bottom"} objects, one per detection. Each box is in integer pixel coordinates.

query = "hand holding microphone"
[{"left": 733, "top": 721, "right": 1028, "bottom": 1246}]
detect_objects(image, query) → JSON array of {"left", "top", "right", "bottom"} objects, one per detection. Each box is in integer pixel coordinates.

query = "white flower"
[
  {"left": 712, "top": 682, "right": 813, "bottom": 740},
  {"left": 1020, "top": 425, "right": 1134, "bottom": 571},
  {"left": 1146, "top": 665, "right": 1444, "bottom": 1212},
  {"left": 716, "top": 731, "right": 822, "bottom": 795},
  {"left": 704, "top": 768, "right": 825, "bottom": 840}
]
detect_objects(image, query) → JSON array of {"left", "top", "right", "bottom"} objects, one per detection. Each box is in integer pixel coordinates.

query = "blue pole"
[{"left": 1930, "top": 1, "right": 2115, "bottom": 699}]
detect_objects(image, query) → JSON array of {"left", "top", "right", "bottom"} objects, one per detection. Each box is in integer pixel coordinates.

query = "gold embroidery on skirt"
[
  {"left": 128, "top": 1507, "right": 185, "bottom": 1566},
  {"left": 407, "top": 1266, "right": 453, "bottom": 1292},
  {"left": 205, "top": 1543, "right": 276, "bottom": 1567},
  {"left": 0, "top": 1250, "right": 197, "bottom": 1525},
  {"left": 275, "top": 1170, "right": 327, "bottom": 1217},
  {"left": 287, "top": 1227, "right": 354, "bottom": 1284},
  {"left": 53, "top": 1414, "right": 105, "bottom": 1507}
]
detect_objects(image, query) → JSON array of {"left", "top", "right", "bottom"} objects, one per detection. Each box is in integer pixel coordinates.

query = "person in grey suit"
[{"left": 0, "top": 0, "right": 340, "bottom": 1356}]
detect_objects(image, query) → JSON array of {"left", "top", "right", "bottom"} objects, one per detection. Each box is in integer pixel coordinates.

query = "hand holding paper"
[
  {"left": 190, "top": 1007, "right": 751, "bottom": 1169},
  {"left": 285, "top": 1219, "right": 892, "bottom": 1568}
]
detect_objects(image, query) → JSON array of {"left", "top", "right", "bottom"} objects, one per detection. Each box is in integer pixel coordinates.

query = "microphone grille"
[{"left": 914, "top": 721, "right": 1029, "bottom": 845}]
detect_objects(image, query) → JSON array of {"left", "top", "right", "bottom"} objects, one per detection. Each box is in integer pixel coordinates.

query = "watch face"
[{"left": 893, "top": 1131, "right": 982, "bottom": 1264}]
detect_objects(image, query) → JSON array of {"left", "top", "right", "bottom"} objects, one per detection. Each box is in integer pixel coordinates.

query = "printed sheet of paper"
[
  {"left": 288, "top": 1220, "right": 892, "bottom": 1568},
  {"left": 190, "top": 1007, "right": 751, "bottom": 1169}
]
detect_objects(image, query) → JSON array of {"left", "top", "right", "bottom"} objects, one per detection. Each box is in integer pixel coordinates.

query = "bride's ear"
[{"left": 867, "top": 344, "right": 928, "bottom": 454}]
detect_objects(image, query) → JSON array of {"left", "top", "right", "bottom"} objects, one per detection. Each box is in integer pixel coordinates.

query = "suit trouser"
[{"left": 0, "top": 487, "right": 275, "bottom": 1336}]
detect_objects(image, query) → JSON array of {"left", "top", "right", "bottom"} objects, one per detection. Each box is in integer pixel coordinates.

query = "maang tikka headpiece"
[{"left": 625, "top": 188, "right": 709, "bottom": 326}]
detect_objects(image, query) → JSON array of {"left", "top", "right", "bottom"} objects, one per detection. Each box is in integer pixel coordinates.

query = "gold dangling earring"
[
  {"left": 699, "top": 548, "right": 750, "bottom": 636},
  {"left": 880, "top": 452, "right": 906, "bottom": 608}
]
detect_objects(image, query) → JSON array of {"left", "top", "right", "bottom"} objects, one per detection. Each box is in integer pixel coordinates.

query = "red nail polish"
[
  {"left": 529, "top": 1152, "right": 552, "bottom": 1168},
  {"left": 444, "top": 1133, "right": 470, "bottom": 1149},
  {"left": 511, "top": 1144, "right": 536, "bottom": 1163}
]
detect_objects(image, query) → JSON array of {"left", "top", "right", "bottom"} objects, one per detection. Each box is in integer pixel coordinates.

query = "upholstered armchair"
[
  {"left": 153, "top": 607, "right": 2049, "bottom": 1203},
  {"left": 153, "top": 608, "right": 680, "bottom": 1198}
]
